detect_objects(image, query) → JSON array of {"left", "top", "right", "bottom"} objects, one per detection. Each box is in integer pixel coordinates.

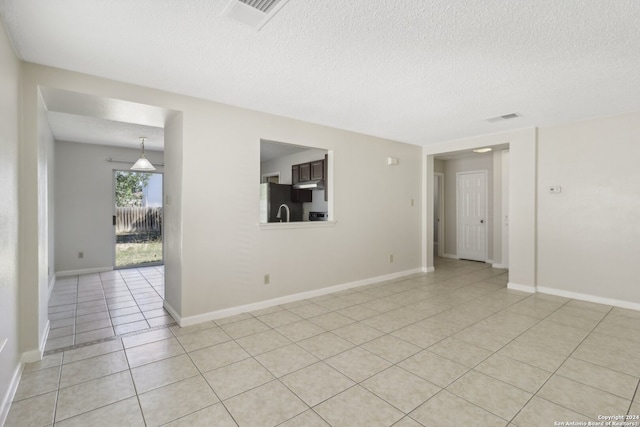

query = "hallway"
[{"left": 46, "top": 266, "right": 172, "bottom": 353}]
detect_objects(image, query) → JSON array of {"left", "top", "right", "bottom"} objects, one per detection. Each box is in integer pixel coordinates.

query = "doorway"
[
  {"left": 114, "top": 170, "right": 164, "bottom": 268},
  {"left": 456, "top": 170, "right": 487, "bottom": 262}
]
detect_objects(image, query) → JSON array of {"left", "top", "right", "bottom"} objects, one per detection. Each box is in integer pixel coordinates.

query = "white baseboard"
[
  {"left": 442, "top": 254, "right": 459, "bottom": 259},
  {"left": 492, "top": 263, "right": 508, "bottom": 269},
  {"left": 163, "top": 300, "right": 181, "bottom": 325},
  {"left": 537, "top": 286, "right": 640, "bottom": 312},
  {"left": 424, "top": 266, "right": 435, "bottom": 273},
  {"left": 507, "top": 282, "right": 536, "bottom": 293},
  {"left": 56, "top": 266, "right": 113, "bottom": 277},
  {"left": 175, "top": 268, "right": 423, "bottom": 327},
  {"left": 0, "top": 362, "right": 23, "bottom": 427},
  {"left": 21, "top": 320, "right": 50, "bottom": 364}
]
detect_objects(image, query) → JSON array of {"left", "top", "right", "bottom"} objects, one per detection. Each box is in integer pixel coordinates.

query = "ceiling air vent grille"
[
  {"left": 222, "top": 0, "right": 289, "bottom": 30},
  {"left": 486, "top": 113, "right": 521, "bottom": 123},
  {"left": 239, "top": 0, "right": 281, "bottom": 13}
]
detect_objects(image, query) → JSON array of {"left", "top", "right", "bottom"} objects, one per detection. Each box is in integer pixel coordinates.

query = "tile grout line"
[
  {"left": 30, "top": 260, "right": 636, "bottom": 426},
  {"left": 187, "top": 267, "right": 510, "bottom": 425},
  {"left": 49, "top": 262, "right": 500, "bottom": 424},
  {"left": 506, "top": 303, "right": 616, "bottom": 425},
  {"left": 48, "top": 266, "right": 167, "bottom": 426}
]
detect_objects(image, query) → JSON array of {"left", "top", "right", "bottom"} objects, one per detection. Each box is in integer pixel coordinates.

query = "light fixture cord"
[{"left": 140, "top": 137, "right": 146, "bottom": 157}]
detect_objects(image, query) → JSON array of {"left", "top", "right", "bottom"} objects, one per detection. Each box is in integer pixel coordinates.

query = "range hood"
[{"left": 293, "top": 179, "right": 324, "bottom": 190}]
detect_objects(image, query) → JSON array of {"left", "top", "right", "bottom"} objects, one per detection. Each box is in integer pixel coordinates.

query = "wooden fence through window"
[{"left": 116, "top": 207, "right": 163, "bottom": 234}]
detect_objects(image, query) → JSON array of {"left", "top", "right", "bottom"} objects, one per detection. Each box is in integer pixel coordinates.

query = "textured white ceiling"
[{"left": 2, "top": 0, "right": 639, "bottom": 146}]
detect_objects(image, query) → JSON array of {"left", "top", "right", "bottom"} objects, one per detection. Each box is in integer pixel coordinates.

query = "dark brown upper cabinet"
[
  {"left": 291, "top": 164, "right": 300, "bottom": 184},
  {"left": 299, "top": 162, "right": 311, "bottom": 182},
  {"left": 291, "top": 158, "right": 326, "bottom": 203},
  {"left": 310, "top": 159, "right": 324, "bottom": 181}
]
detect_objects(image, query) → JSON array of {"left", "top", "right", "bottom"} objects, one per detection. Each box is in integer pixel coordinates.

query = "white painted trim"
[
  {"left": 176, "top": 268, "right": 423, "bottom": 327},
  {"left": 261, "top": 171, "right": 280, "bottom": 183},
  {"left": 486, "top": 259, "right": 494, "bottom": 264},
  {"left": 56, "top": 266, "right": 113, "bottom": 277},
  {"left": 0, "top": 362, "right": 23, "bottom": 427},
  {"left": 507, "top": 282, "right": 536, "bottom": 293},
  {"left": 259, "top": 221, "right": 337, "bottom": 230},
  {"left": 442, "top": 253, "right": 459, "bottom": 259},
  {"left": 163, "top": 300, "right": 181, "bottom": 325},
  {"left": 21, "top": 320, "right": 49, "bottom": 364},
  {"left": 492, "top": 263, "right": 508, "bottom": 269},
  {"left": 537, "top": 287, "right": 640, "bottom": 312},
  {"left": 423, "top": 266, "right": 435, "bottom": 273},
  {"left": 21, "top": 349, "right": 43, "bottom": 364}
]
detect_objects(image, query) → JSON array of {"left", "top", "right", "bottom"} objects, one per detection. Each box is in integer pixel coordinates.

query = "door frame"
[
  {"left": 456, "top": 170, "right": 488, "bottom": 262},
  {"left": 261, "top": 171, "right": 280, "bottom": 183},
  {"left": 434, "top": 172, "right": 444, "bottom": 258},
  {"left": 112, "top": 169, "right": 165, "bottom": 269}
]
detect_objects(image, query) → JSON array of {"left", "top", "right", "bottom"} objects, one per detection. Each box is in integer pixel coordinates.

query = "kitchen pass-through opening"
[{"left": 259, "top": 139, "right": 330, "bottom": 224}]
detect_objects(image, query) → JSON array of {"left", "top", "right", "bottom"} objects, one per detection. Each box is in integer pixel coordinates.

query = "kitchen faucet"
[{"left": 276, "top": 203, "right": 290, "bottom": 222}]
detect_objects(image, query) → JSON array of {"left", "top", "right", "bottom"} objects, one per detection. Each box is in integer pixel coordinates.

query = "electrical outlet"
[
  {"left": 389, "top": 254, "right": 394, "bottom": 263},
  {"left": 264, "top": 274, "right": 270, "bottom": 285},
  {"left": 78, "top": 251, "right": 84, "bottom": 259},
  {"left": 549, "top": 185, "right": 562, "bottom": 194}
]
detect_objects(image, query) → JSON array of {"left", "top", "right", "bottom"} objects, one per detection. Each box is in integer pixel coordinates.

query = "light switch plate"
[{"left": 549, "top": 186, "right": 562, "bottom": 194}]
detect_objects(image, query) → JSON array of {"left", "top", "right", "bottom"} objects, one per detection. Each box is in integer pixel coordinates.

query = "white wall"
[
  {"left": 35, "top": 92, "right": 55, "bottom": 356},
  {"left": 55, "top": 141, "right": 164, "bottom": 273},
  {"left": 0, "top": 18, "right": 22, "bottom": 424},
  {"left": 23, "top": 64, "right": 422, "bottom": 324},
  {"left": 17, "top": 80, "right": 54, "bottom": 365},
  {"left": 434, "top": 159, "right": 444, "bottom": 174},
  {"left": 441, "top": 155, "right": 494, "bottom": 258},
  {"left": 163, "top": 113, "right": 183, "bottom": 318},
  {"left": 178, "top": 99, "right": 422, "bottom": 318},
  {"left": 537, "top": 112, "right": 640, "bottom": 305},
  {"left": 492, "top": 150, "right": 510, "bottom": 267},
  {"left": 492, "top": 150, "right": 503, "bottom": 265}
]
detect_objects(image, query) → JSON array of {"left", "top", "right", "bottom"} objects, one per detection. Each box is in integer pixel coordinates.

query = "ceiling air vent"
[
  {"left": 486, "top": 113, "right": 521, "bottom": 123},
  {"left": 222, "top": 0, "right": 290, "bottom": 30}
]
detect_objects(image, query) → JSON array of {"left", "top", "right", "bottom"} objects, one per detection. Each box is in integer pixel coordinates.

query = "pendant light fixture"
[{"left": 131, "top": 137, "right": 156, "bottom": 171}]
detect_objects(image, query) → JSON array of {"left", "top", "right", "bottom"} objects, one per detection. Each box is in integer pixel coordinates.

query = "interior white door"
[{"left": 457, "top": 171, "right": 487, "bottom": 261}]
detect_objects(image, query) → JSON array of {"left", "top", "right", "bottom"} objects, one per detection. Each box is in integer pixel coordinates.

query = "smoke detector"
[
  {"left": 486, "top": 113, "right": 521, "bottom": 123},
  {"left": 222, "top": 0, "right": 290, "bottom": 30}
]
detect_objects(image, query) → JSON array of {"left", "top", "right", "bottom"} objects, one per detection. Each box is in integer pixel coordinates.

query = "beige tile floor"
[
  {"left": 6, "top": 258, "right": 640, "bottom": 426},
  {"left": 45, "top": 266, "right": 172, "bottom": 352}
]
